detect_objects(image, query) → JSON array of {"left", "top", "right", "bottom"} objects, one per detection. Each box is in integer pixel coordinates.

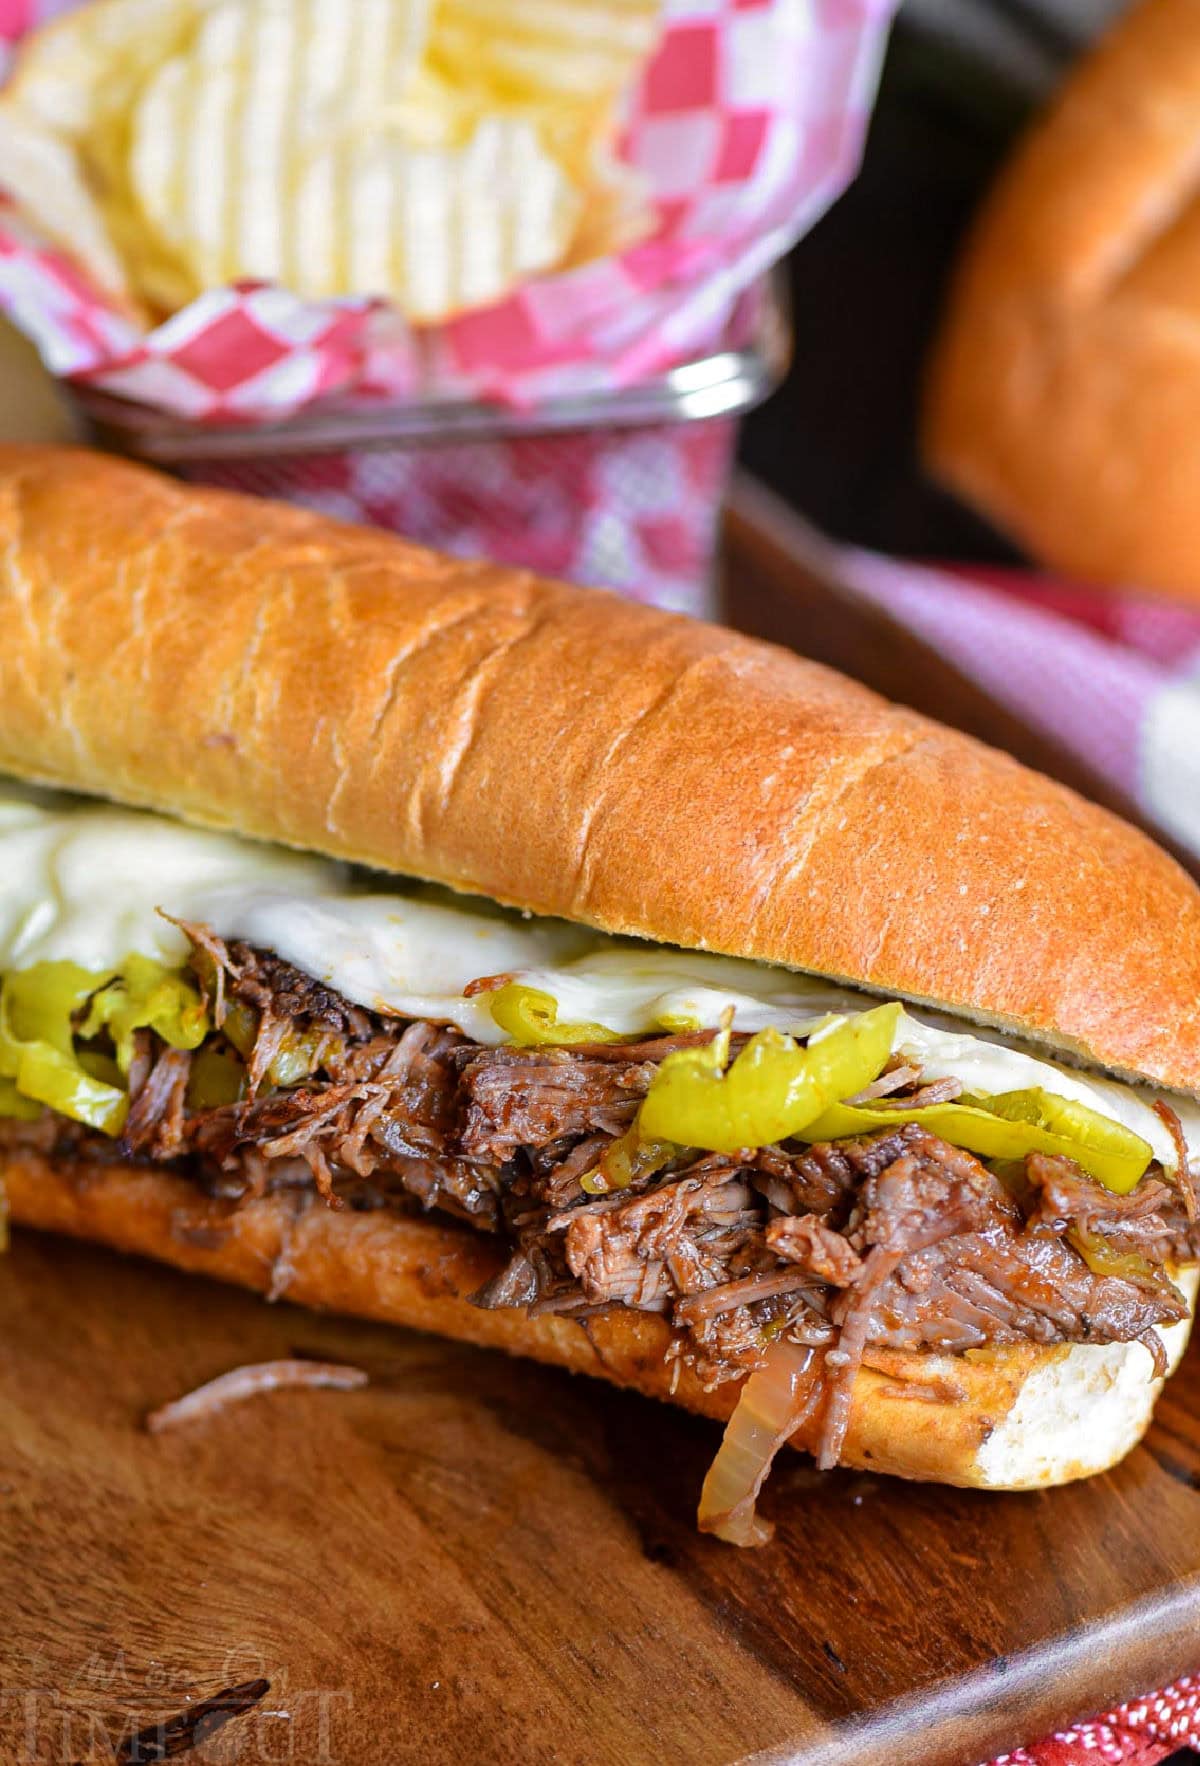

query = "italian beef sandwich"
[{"left": 2, "top": 446, "right": 1199, "bottom": 1544}]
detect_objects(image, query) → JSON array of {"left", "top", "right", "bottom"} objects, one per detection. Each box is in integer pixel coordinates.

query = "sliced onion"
[
  {"left": 145, "top": 1360, "right": 368, "bottom": 1433},
  {"left": 697, "top": 1340, "right": 820, "bottom": 1547}
]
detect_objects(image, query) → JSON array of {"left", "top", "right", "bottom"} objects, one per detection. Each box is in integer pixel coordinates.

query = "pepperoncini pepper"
[
  {"left": 636, "top": 1003, "right": 902, "bottom": 1155},
  {"left": 185, "top": 1045, "right": 248, "bottom": 1109},
  {"left": 488, "top": 983, "right": 624, "bottom": 1047},
  {"left": 802, "top": 1086, "right": 1151, "bottom": 1195},
  {"left": 3, "top": 961, "right": 97, "bottom": 1051},
  {"left": 215, "top": 995, "right": 337, "bottom": 1090},
  {"left": 79, "top": 954, "right": 209, "bottom": 1072},
  {"left": 9, "top": 1041, "right": 129, "bottom": 1135},
  {"left": 0, "top": 956, "right": 212, "bottom": 1136},
  {"left": 0, "top": 962, "right": 128, "bottom": 1133},
  {"left": 579, "top": 1126, "right": 678, "bottom": 1195},
  {"left": 1067, "top": 1225, "right": 1158, "bottom": 1283},
  {"left": 267, "top": 1026, "right": 342, "bottom": 1088},
  {"left": 0, "top": 1076, "right": 43, "bottom": 1122}
]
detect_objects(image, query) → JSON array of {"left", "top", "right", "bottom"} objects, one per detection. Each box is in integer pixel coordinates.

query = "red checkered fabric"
[
  {"left": 0, "top": 0, "right": 895, "bottom": 418},
  {"left": 980, "top": 1674, "right": 1200, "bottom": 1765},
  {"left": 181, "top": 419, "right": 738, "bottom": 619}
]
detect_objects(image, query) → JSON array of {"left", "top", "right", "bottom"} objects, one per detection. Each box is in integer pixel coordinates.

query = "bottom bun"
[{"left": 6, "top": 1151, "right": 1196, "bottom": 1489}]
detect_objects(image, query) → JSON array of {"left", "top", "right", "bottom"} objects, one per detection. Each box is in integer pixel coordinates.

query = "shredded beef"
[
  {"left": 121, "top": 1046, "right": 191, "bottom": 1160},
  {"left": 561, "top": 1170, "right": 760, "bottom": 1314},
  {"left": 1026, "top": 1153, "right": 1181, "bottom": 1257},
  {"left": 812, "top": 1135, "right": 1186, "bottom": 1464},
  {"left": 845, "top": 1061, "right": 922, "bottom": 1103},
  {"left": 11, "top": 923, "right": 1199, "bottom": 1475},
  {"left": 752, "top": 1125, "right": 931, "bottom": 1218},
  {"left": 189, "top": 1066, "right": 501, "bottom": 1225},
  {"left": 852, "top": 1131, "right": 1020, "bottom": 1255},
  {"left": 184, "top": 924, "right": 374, "bottom": 1041},
  {"left": 868, "top": 1234, "right": 1182, "bottom": 1361},
  {"left": 472, "top": 1250, "right": 542, "bottom": 1310},
  {"left": 766, "top": 1215, "right": 863, "bottom": 1284},
  {"left": 676, "top": 1267, "right": 817, "bottom": 1321},
  {"left": 1154, "top": 1102, "right": 1198, "bottom": 1222},
  {"left": 456, "top": 1045, "right": 656, "bottom": 1161},
  {"left": 227, "top": 947, "right": 367, "bottom": 1035}
]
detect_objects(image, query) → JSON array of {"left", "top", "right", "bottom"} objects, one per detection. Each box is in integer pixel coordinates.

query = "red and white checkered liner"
[
  {"left": 0, "top": 0, "right": 895, "bottom": 420},
  {"left": 183, "top": 416, "right": 738, "bottom": 615},
  {"left": 981, "top": 1672, "right": 1200, "bottom": 1765}
]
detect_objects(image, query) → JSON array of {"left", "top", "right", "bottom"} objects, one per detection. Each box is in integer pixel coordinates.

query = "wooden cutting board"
[
  {"left": 4, "top": 481, "right": 1200, "bottom": 1766},
  {"left": 3, "top": 1228, "right": 1200, "bottom": 1766}
]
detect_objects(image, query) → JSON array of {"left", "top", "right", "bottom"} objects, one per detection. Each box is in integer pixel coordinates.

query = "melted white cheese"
[
  {"left": 0, "top": 790, "right": 334, "bottom": 971},
  {"left": 0, "top": 784, "right": 1196, "bottom": 1169}
]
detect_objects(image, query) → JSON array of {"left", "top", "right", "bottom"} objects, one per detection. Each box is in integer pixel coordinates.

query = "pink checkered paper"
[{"left": 0, "top": 0, "right": 896, "bottom": 421}]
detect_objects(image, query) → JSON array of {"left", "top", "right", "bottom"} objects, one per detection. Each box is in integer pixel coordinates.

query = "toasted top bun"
[
  {"left": 7, "top": 1151, "right": 1196, "bottom": 1490},
  {"left": 0, "top": 446, "right": 1198, "bottom": 1091},
  {"left": 923, "top": 0, "right": 1200, "bottom": 602}
]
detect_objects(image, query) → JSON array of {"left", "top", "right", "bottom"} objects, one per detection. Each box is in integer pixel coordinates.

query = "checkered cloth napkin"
[
  {"left": 832, "top": 547, "right": 1200, "bottom": 870},
  {"left": 0, "top": 0, "right": 895, "bottom": 419},
  {"left": 980, "top": 1675, "right": 1200, "bottom": 1765}
]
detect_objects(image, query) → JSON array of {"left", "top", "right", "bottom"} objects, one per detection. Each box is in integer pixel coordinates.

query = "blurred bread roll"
[{"left": 924, "top": 0, "right": 1200, "bottom": 603}]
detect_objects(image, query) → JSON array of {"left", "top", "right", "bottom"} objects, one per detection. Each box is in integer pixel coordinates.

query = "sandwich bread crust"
[
  {"left": 0, "top": 447, "right": 1197, "bottom": 1090},
  {"left": 7, "top": 1152, "right": 1193, "bottom": 1489}
]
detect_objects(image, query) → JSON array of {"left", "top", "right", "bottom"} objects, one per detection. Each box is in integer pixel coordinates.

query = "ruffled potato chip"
[
  {"left": 0, "top": 105, "right": 129, "bottom": 303},
  {"left": 127, "top": 0, "right": 580, "bottom": 318},
  {"left": 1, "top": 0, "right": 214, "bottom": 134},
  {"left": 0, "top": 0, "right": 660, "bottom": 322},
  {"left": 0, "top": 0, "right": 224, "bottom": 311},
  {"left": 432, "top": 0, "right": 663, "bottom": 105}
]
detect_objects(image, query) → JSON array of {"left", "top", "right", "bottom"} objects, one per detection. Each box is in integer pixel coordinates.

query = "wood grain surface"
[
  {"left": 3, "top": 1228, "right": 1200, "bottom": 1766},
  {"left": 4, "top": 489, "right": 1200, "bottom": 1766}
]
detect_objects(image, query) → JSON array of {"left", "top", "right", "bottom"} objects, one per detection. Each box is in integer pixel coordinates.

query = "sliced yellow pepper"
[
  {"left": 201, "top": 984, "right": 337, "bottom": 1090},
  {"left": 488, "top": 983, "right": 624, "bottom": 1047},
  {"left": 0, "top": 964, "right": 128, "bottom": 1133},
  {"left": 579, "top": 1126, "right": 678, "bottom": 1195},
  {"left": 802, "top": 1086, "right": 1151, "bottom": 1195},
  {"left": 0, "top": 956, "right": 212, "bottom": 1137},
  {"left": 637, "top": 1003, "right": 901, "bottom": 1155},
  {"left": 1067, "top": 1225, "right": 1157, "bottom": 1284},
  {"left": 79, "top": 954, "right": 208, "bottom": 1073},
  {"left": 0, "top": 1077, "right": 43, "bottom": 1121},
  {"left": 3, "top": 961, "right": 98, "bottom": 1054},
  {"left": 218, "top": 998, "right": 258, "bottom": 1057},
  {"left": 11, "top": 1041, "right": 128, "bottom": 1136},
  {"left": 267, "top": 1026, "right": 341, "bottom": 1088},
  {"left": 185, "top": 1045, "right": 247, "bottom": 1110}
]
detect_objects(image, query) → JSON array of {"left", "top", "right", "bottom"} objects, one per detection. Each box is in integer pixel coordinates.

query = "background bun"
[
  {"left": 924, "top": 0, "right": 1200, "bottom": 604},
  {"left": 0, "top": 447, "right": 1198, "bottom": 1090},
  {"left": 9, "top": 1154, "right": 1194, "bottom": 1489}
]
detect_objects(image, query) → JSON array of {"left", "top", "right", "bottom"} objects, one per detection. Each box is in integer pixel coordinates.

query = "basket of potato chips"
[
  {"left": 0, "top": 0, "right": 892, "bottom": 410},
  {"left": 0, "top": 0, "right": 894, "bottom": 611}
]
